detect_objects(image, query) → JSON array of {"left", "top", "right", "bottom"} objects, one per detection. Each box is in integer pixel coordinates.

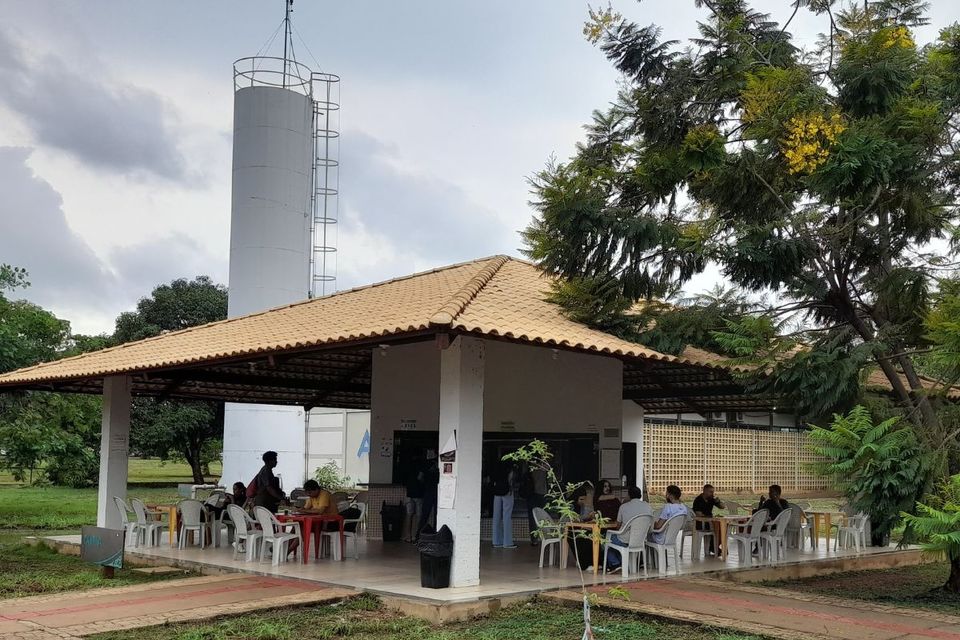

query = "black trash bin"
[
  {"left": 380, "top": 501, "right": 403, "bottom": 542},
  {"left": 417, "top": 524, "right": 453, "bottom": 588}
]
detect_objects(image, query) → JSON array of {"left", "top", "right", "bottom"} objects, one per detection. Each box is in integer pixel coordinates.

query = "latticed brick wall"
[{"left": 643, "top": 423, "right": 830, "bottom": 496}]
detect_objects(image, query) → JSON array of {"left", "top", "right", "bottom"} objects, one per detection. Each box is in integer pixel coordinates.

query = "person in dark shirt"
[
  {"left": 253, "top": 451, "right": 286, "bottom": 513},
  {"left": 592, "top": 479, "right": 621, "bottom": 522},
  {"left": 229, "top": 482, "right": 248, "bottom": 511},
  {"left": 692, "top": 484, "right": 725, "bottom": 555},
  {"left": 757, "top": 484, "right": 789, "bottom": 520}
]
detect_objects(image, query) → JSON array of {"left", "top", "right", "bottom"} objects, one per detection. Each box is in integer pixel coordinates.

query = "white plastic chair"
[
  {"left": 113, "top": 497, "right": 139, "bottom": 547},
  {"left": 785, "top": 505, "right": 805, "bottom": 549},
  {"left": 724, "top": 500, "right": 742, "bottom": 515},
  {"left": 323, "top": 502, "right": 367, "bottom": 560},
  {"left": 130, "top": 498, "right": 165, "bottom": 547},
  {"left": 254, "top": 507, "right": 302, "bottom": 565},
  {"left": 835, "top": 513, "right": 869, "bottom": 553},
  {"left": 532, "top": 507, "right": 563, "bottom": 568},
  {"left": 603, "top": 514, "right": 652, "bottom": 578},
  {"left": 759, "top": 508, "right": 793, "bottom": 563},
  {"left": 227, "top": 504, "right": 261, "bottom": 561},
  {"left": 729, "top": 509, "right": 768, "bottom": 566},
  {"left": 178, "top": 500, "right": 211, "bottom": 550},
  {"left": 644, "top": 513, "right": 686, "bottom": 575},
  {"left": 681, "top": 506, "right": 715, "bottom": 560}
]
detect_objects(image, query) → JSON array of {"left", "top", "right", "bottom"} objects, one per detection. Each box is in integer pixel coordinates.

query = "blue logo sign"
[{"left": 357, "top": 430, "right": 370, "bottom": 458}]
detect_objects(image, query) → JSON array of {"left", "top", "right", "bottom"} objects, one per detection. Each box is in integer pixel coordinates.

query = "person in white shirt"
[
  {"left": 651, "top": 485, "right": 687, "bottom": 544},
  {"left": 605, "top": 485, "right": 651, "bottom": 572}
]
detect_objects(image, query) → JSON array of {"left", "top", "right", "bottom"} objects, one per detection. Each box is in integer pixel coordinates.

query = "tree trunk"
[
  {"left": 187, "top": 456, "right": 205, "bottom": 484},
  {"left": 897, "top": 354, "right": 940, "bottom": 429},
  {"left": 947, "top": 556, "right": 960, "bottom": 594}
]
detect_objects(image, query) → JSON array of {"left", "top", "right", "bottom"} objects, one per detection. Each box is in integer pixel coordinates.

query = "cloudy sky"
[{"left": 1, "top": 1, "right": 958, "bottom": 335}]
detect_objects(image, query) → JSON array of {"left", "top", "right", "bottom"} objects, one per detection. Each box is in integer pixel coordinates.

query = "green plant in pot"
[
  {"left": 809, "top": 405, "right": 931, "bottom": 546},
  {"left": 313, "top": 461, "right": 350, "bottom": 492}
]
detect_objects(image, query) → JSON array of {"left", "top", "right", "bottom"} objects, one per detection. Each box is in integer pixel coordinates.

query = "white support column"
[
  {"left": 97, "top": 376, "right": 132, "bottom": 529},
  {"left": 436, "top": 336, "right": 484, "bottom": 587}
]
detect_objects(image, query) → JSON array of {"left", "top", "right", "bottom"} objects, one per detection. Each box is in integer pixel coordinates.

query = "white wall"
[
  {"left": 622, "top": 399, "right": 644, "bottom": 489},
  {"left": 221, "top": 405, "right": 307, "bottom": 490},
  {"left": 482, "top": 341, "right": 622, "bottom": 438},
  {"left": 307, "top": 408, "right": 371, "bottom": 486},
  {"left": 368, "top": 341, "right": 441, "bottom": 483}
]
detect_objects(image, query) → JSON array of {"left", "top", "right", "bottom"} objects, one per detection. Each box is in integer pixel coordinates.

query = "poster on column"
[
  {"left": 438, "top": 474, "right": 456, "bottom": 509},
  {"left": 438, "top": 431, "right": 457, "bottom": 508}
]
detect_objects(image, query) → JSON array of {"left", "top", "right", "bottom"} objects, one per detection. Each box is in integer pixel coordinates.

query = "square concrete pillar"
[
  {"left": 97, "top": 376, "right": 132, "bottom": 529},
  {"left": 436, "top": 336, "right": 484, "bottom": 587}
]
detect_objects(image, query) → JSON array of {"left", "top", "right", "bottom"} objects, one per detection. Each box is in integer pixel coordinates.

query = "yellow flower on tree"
[
  {"left": 881, "top": 25, "right": 915, "bottom": 50},
  {"left": 781, "top": 112, "right": 846, "bottom": 175}
]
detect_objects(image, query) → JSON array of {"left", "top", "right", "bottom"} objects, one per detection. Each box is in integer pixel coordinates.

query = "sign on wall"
[
  {"left": 81, "top": 526, "right": 124, "bottom": 569},
  {"left": 357, "top": 430, "right": 371, "bottom": 459},
  {"left": 400, "top": 418, "right": 417, "bottom": 431}
]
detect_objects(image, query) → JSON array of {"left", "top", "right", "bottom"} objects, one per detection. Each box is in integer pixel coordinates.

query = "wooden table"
[
  {"left": 146, "top": 504, "right": 178, "bottom": 545},
  {"left": 804, "top": 510, "right": 845, "bottom": 549},
  {"left": 278, "top": 513, "right": 345, "bottom": 563},
  {"left": 695, "top": 515, "right": 749, "bottom": 560},
  {"left": 563, "top": 521, "right": 616, "bottom": 574}
]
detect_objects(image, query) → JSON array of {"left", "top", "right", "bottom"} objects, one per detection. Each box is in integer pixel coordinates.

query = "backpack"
[{"left": 245, "top": 477, "right": 258, "bottom": 499}]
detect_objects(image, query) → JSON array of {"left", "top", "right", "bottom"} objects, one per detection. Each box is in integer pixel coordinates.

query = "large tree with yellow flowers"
[{"left": 524, "top": 0, "right": 960, "bottom": 428}]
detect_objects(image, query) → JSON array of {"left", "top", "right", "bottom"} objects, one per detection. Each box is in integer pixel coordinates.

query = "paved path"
[
  {"left": 0, "top": 574, "right": 356, "bottom": 639},
  {"left": 546, "top": 577, "right": 960, "bottom": 640}
]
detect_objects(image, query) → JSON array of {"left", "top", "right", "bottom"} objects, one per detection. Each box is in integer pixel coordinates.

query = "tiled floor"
[{"left": 44, "top": 534, "right": 906, "bottom": 604}]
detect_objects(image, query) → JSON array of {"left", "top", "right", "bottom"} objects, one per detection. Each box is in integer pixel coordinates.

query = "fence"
[{"left": 643, "top": 422, "right": 831, "bottom": 496}]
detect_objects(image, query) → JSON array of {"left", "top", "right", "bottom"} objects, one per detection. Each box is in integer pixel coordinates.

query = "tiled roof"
[
  {"left": 863, "top": 368, "right": 960, "bottom": 400},
  {"left": 0, "top": 256, "right": 724, "bottom": 388}
]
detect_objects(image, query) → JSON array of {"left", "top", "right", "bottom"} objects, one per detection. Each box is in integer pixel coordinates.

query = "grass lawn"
[
  {"left": 764, "top": 563, "right": 960, "bottom": 614},
  {"left": 91, "top": 596, "right": 764, "bottom": 640},
  {"left": 0, "top": 530, "right": 192, "bottom": 598}
]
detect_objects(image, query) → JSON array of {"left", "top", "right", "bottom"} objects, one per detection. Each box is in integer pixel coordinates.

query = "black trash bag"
[
  {"left": 416, "top": 524, "right": 454, "bottom": 557},
  {"left": 417, "top": 525, "right": 453, "bottom": 588},
  {"left": 380, "top": 501, "right": 403, "bottom": 542}
]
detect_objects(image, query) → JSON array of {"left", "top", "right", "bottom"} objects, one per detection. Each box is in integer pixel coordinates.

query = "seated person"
[
  {"left": 650, "top": 485, "right": 687, "bottom": 544},
  {"left": 301, "top": 480, "right": 337, "bottom": 515},
  {"left": 592, "top": 479, "right": 622, "bottom": 522},
  {"left": 756, "top": 484, "right": 789, "bottom": 520},
  {"left": 693, "top": 483, "right": 725, "bottom": 554},
  {"left": 229, "top": 482, "right": 248, "bottom": 511},
  {"left": 604, "top": 485, "right": 650, "bottom": 573}
]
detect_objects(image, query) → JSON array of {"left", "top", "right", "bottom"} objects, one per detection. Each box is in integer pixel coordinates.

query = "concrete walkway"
[
  {"left": 0, "top": 574, "right": 356, "bottom": 639},
  {"left": 546, "top": 577, "right": 960, "bottom": 640}
]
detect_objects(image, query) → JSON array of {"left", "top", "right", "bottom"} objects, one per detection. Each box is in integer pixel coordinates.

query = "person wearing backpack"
[
  {"left": 252, "top": 451, "right": 286, "bottom": 513},
  {"left": 492, "top": 461, "right": 516, "bottom": 549}
]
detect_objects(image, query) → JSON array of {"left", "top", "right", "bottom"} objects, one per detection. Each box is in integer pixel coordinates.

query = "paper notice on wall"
[
  {"left": 438, "top": 474, "right": 456, "bottom": 509},
  {"left": 601, "top": 449, "right": 621, "bottom": 480},
  {"left": 439, "top": 431, "right": 457, "bottom": 463}
]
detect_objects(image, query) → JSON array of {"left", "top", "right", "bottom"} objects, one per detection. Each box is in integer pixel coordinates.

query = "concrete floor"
[{"left": 43, "top": 532, "right": 911, "bottom": 605}]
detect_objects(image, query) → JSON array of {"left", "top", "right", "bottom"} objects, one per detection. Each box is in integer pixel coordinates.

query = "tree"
[
  {"left": 114, "top": 276, "right": 226, "bottom": 343},
  {"left": 0, "top": 265, "right": 102, "bottom": 487},
  {"left": 115, "top": 276, "right": 228, "bottom": 483},
  {"left": 523, "top": 0, "right": 960, "bottom": 430},
  {"left": 902, "top": 473, "right": 960, "bottom": 592},
  {"left": 809, "top": 405, "right": 932, "bottom": 546}
]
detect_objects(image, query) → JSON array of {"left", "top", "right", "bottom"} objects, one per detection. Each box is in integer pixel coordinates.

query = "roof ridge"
[
  {"left": 429, "top": 255, "right": 510, "bottom": 327},
  {"left": 3, "top": 255, "right": 511, "bottom": 379}
]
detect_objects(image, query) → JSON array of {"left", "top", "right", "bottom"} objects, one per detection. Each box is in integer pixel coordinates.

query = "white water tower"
[{"left": 221, "top": 3, "right": 340, "bottom": 488}]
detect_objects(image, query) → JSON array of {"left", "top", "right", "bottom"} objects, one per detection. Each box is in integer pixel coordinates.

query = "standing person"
[
  {"left": 253, "top": 451, "right": 286, "bottom": 514},
  {"left": 418, "top": 456, "right": 439, "bottom": 535},
  {"left": 403, "top": 460, "right": 425, "bottom": 543},
  {"left": 525, "top": 466, "right": 548, "bottom": 546},
  {"left": 693, "top": 484, "right": 725, "bottom": 555},
  {"left": 492, "top": 461, "right": 516, "bottom": 549}
]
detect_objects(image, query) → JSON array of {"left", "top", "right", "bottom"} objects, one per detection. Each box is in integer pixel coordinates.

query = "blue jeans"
[
  {"left": 493, "top": 494, "right": 514, "bottom": 547},
  {"left": 605, "top": 534, "right": 625, "bottom": 568}
]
